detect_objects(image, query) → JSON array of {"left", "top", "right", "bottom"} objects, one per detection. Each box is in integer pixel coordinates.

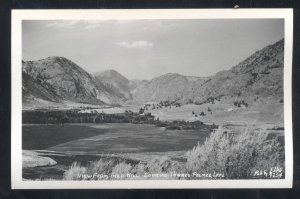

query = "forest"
[{"left": 22, "top": 109, "right": 217, "bottom": 131}]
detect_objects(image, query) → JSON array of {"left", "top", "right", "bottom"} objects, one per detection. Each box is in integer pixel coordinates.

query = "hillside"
[
  {"left": 93, "top": 69, "right": 133, "bottom": 100},
  {"left": 183, "top": 39, "right": 284, "bottom": 105},
  {"left": 22, "top": 71, "right": 61, "bottom": 103},
  {"left": 129, "top": 79, "right": 149, "bottom": 91},
  {"left": 132, "top": 73, "right": 207, "bottom": 103},
  {"left": 22, "top": 57, "right": 124, "bottom": 107},
  {"left": 132, "top": 39, "right": 284, "bottom": 105}
]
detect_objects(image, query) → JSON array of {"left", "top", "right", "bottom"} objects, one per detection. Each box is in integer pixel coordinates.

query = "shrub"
[
  {"left": 111, "top": 162, "right": 132, "bottom": 180},
  {"left": 132, "top": 163, "right": 148, "bottom": 176},
  {"left": 88, "top": 159, "right": 116, "bottom": 176},
  {"left": 139, "top": 108, "right": 144, "bottom": 114},
  {"left": 186, "top": 126, "right": 284, "bottom": 179},
  {"left": 147, "top": 156, "right": 174, "bottom": 173},
  {"left": 63, "top": 162, "right": 86, "bottom": 180},
  {"left": 137, "top": 156, "right": 183, "bottom": 180},
  {"left": 233, "top": 100, "right": 248, "bottom": 108}
]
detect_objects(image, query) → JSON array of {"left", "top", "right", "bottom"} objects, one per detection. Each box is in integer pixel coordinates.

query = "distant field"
[
  {"left": 145, "top": 103, "right": 284, "bottom": 125},
  {"left": 79, "top": 103, "right": 284, "bottom": 126}
]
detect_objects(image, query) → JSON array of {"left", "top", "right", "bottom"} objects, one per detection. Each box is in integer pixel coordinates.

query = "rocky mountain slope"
[
  {"left": 129, "top": 79, "right": 149, "bottom": 91},
  {"left": 132, "top": 73, "right": 208, "bottom": 103},
  {"left": 22, "top": 57, "right": 124, "bottom": 106},
  {"left": 93, "top": 69, "right": 133, "bottom": 100},
  {"left": 22, "top": 71, "right": 61, "bottom": 103},
  {"left": 132, "top": 39, "right": 284, "bottom": 105},
  {"left": 183, "top": 38, "right": 284, "bottom": 105}
]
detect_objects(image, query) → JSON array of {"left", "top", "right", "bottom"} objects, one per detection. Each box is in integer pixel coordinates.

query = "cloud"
[
  {"left": 117, "top": 41, "right": 153, "bottom": 49},
  {"left": 84, "top": 20, "right": 131, "bottom": 29},
  {"left": 45, "top": 20, "right": 102, "bottom": 29},
  {"left": 45, "top": 21, "right": 80, "bottom": 28}
]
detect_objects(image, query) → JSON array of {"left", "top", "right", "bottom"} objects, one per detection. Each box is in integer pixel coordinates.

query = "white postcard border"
[{"left": 11, "top": 9, "right": 293, "bottom": 189}]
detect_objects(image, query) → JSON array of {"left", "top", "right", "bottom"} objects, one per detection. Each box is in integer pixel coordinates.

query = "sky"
[{"left": 22, "top": 19, "right": 284, "bottom": 80}]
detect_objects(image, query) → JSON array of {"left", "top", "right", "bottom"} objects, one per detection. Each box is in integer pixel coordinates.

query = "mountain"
[
  {"left": 22, "top": 71, "right": 61, "bottom": 104},
  {"left": 182, "top": 39, "right": 284, "bottom": 104},
  {"left": 132, "top": 39, "right": 284, "bottom": 105},
  {"left": 22, "top": 56, "right": 124, "bottom": 107},
  {"left": 132, "top": 73, "right": 208, "bottom": 103},
  {"left": 22, "top": 39, "right": 284, "bottom": 108},
  {"left": 129, "top": 79, "right": 149, "bottom": 91},
  {"left": 93, "top": 70, "right": 132, "bottom": 99}
]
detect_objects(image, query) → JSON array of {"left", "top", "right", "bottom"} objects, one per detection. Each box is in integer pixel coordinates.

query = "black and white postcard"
[{"left": 11, "top": 9, "right": 293, "bottom": 189}]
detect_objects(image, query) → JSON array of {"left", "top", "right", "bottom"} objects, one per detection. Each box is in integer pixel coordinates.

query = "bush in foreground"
[
  {"left": 88, "top": 158, "right": 115, "bottom": 176},
  {"left": 63, "top": 162, "right": 87, "bottom": 180},
  {"left": 111, "top": 162, "right": 133, "bottom": 180},
  {"left": 186, "top": 126, "right": 284, "bottom": 179}
]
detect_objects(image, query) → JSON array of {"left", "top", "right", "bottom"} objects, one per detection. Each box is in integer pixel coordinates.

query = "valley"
[
  {"left": 22, "top": 39, "right": 285, "bottom": 127},
  {"left": 21, "top": 39, "right": 285, "bottom": 180}
]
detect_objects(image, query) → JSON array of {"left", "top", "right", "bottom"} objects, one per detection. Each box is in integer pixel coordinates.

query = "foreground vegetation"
[
  {"left": 63, "top": 126, "right": 284, "bottom": 180},
  {"left": 22, "top": 109, "right": 217, "bottom": 130}
]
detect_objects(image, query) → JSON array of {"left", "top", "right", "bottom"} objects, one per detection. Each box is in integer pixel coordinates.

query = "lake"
[{"left": 22, "top": 123, "right": 213, "bottom": 180}]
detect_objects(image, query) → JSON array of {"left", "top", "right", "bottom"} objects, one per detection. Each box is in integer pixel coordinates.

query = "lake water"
[{"left": 22, "top": 123, "right": 213, "bottom": 180}]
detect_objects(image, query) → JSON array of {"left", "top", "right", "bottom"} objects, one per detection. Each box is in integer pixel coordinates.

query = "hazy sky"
[{"left": 22, "top": 19, "right": 284, "bottom": 80}]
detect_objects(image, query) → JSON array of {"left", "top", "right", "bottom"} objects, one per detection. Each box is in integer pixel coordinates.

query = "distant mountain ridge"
[
  {"left": 132, "top": 73, "right": 208, "bottom": 103},
  {"left": 93, "top": 69, "right": 133, "bottom": 100},
  {"left": 132, "top": 39, "right": 284, "bottom": 105},
  {"left": 22, "top": 39, "right": 284, "bottom": 108}
]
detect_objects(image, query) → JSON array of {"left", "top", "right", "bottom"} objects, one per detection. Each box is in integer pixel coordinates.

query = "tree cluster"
[
  {"left": 233, "top": 100, "right": 248, "bottom": 108},
  {"left": 23, "top": 109, "right": 216, "bottom": 131},
  {"left": 22, "top": 110, "right": 155, "bottom": 125}
]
